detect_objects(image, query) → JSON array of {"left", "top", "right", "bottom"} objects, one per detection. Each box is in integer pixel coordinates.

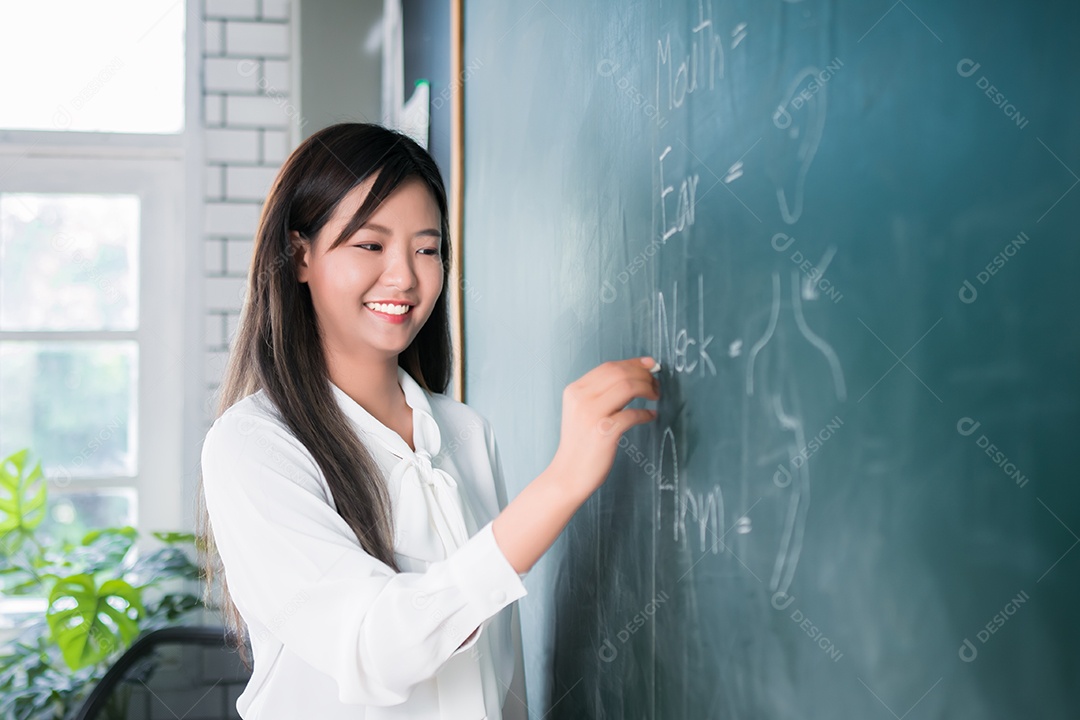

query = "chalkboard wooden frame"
[{"left": 449, "top": 0, "right": 465, "bottom": 401}]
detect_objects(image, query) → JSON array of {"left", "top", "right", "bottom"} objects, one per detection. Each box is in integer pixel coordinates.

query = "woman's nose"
[{"left": 380, "top": 247, "right": 417, "bottom": 289}]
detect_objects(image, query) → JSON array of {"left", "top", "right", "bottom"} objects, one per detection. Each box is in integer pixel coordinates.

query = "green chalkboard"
[{"left": 463, "top": 1, "right": 1080, "bottom": 718}]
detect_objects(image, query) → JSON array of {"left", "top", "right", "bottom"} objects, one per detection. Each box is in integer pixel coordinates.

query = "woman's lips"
[{"left": 365, "top": 304, "right": 413, "bottom": 324}]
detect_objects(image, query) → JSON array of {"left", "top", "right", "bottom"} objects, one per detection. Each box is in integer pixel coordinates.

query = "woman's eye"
[{"left": 351, "top": 244, "right": 440, "bottom": 256}]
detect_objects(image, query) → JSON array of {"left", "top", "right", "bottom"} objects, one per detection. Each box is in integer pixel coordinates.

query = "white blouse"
[{"left": 200, "top": 366, "right": 530, "bottom": 719}]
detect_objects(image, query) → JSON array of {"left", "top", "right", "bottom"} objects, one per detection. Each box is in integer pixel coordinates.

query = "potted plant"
[{"left": 0, "top": 448, "right": 212, "bottom": 719}]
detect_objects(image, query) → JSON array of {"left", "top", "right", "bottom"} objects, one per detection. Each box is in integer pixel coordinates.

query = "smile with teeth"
[{"left": 364, "top": 302, "right": 412, "bottom": 315}]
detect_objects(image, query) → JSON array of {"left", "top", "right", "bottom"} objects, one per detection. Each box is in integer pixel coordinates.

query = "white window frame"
[
  {"left": 0, "top": 153, "right": 184, "bottom": 533},
  {"left": 0, "top": 0, "right": 202, "bottom": 538}
]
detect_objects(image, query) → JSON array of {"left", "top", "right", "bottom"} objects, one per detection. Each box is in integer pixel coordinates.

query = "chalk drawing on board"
[
  {"left": 800, "top": 245, "right": 836, "bottom": 301},
  {"left": 771, "top": 67, "right": 828, "bottom": 224},
  {"left": 790, "top": 270, "right": 847, "bottom": 401},
  {"left": 743, "top": 271, "right": 846, "bottom": 595},
  {"left": 725, "top": 160, "right": 745, "bottom": 183},
  {"left": 731, "top": 22, "right": 748, "bottom": 49},
  {"left": 745, "top": 271, "right": 781, "bottom": 396},
  {"left": 769, "top": 392, "right": 809, "bottom": 594},
  {"left": 747, "top": 270, "right": 845, "bottom": 402}
]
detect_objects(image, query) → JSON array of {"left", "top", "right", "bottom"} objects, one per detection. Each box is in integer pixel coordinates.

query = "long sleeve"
[{"left": 200, "top": 409, "right": 529, "bottom": 707}]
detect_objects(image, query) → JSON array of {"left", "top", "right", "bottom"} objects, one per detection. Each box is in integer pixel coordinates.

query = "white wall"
[{"left": 200, "top": 0, "right": 297, "bottom": 425}]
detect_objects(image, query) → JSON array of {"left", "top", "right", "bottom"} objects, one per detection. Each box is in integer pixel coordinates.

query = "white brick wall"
[
  {"left": 202, "top": 0, "right": 295, "bottom": 426},
  {"left": 206, "top": 128, "right": 260, "bottom": 163},
  {"left": 226, "top": 22, "right": 290, "bottom": 57}
]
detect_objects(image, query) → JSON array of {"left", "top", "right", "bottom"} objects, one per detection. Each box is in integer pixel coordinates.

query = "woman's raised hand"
[
  {"left": 551, "top": 356, "right": 660, "bottom": 501},
  {"left": 491, "top": 356, "right": 661, "bottom": 575}
]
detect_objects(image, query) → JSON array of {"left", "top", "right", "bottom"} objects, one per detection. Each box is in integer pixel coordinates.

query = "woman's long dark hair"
[{"left": 195, "top": 123, "right": 454, "bottom": 668}]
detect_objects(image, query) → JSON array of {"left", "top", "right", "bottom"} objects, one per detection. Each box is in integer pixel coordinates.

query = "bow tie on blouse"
[
  {"left": 329, "top": 375, "right": 476, "bottom": 563},
  {"left": 388, "top": 438, "right": 473, "bottom": 560},
  {"left": 371, "top": 406, "right": 475, "bottom": 562}
]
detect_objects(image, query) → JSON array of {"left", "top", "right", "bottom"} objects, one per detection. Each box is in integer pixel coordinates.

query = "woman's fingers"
[
  {"left": 581, "top": 357, "right": 658, "bottom": 396},
  {"left": 590, "top": 361, "right": 660, "bottom": 417},
  {"left": 599, "top": 407, "right": 658, "bottom": 439}
]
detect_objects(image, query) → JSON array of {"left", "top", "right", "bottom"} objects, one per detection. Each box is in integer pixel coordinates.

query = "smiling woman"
[
  {"left": 196, "top": 122, "right": 660, "bottom": 720},
  {"left": 290, "top": 174, "right": 445, "bottom": 382},
  {"left": 195, "top": 122, "right": 525, "bottom": 720}
]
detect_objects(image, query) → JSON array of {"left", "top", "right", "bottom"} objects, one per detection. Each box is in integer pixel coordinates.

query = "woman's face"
[{"left": 292, "top": 175, "right": 444, "bottom": 363}]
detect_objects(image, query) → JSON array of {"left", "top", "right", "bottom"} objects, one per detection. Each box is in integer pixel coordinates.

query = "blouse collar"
[
  {"left": 328, "top": 366, "right": 476, "bottom": 561},
  {"left": 328, "top": 365, "right": 438, "bottom": 461}
]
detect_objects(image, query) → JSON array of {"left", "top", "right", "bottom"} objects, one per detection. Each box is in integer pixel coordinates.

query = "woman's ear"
[{"left": 289, "top": 230, "right": 310, "bottom": 283}]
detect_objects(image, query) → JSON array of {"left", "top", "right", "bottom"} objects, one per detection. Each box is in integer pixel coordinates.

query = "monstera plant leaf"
[
  {"left": 152, "top": 531, "right": 196, "bottom": 545},
  {"left": 78, "top": 526, "right": 139, "bottom": 576},
  {"left": 0, "top": 449, "right": 47, "bottom": 556},
  {"left": 46, "top": 573, "right": 146, "bottom": 671}
]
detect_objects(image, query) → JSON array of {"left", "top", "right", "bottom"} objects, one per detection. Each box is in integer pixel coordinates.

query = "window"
[
  {"left": 0, "top": 0, "right": 185, "bottom": 134},
  {"left": 1, "top": 192, "right": 141, "bottom": 533},
  {"left": 0, "top": 0, "right": 190, "bottom": 554},
  {"left": 0, "top": 157, "right": 184, "bottom": 542}
]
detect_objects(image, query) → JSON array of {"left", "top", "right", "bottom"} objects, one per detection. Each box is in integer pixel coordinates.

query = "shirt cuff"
[{"left": 445, "top": 520, "right": 528, "bottom": 655}]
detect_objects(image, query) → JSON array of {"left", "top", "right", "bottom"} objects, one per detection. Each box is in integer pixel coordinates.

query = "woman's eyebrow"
[{"left": 360, "top": 221, "right": 441, "bottom": 239}]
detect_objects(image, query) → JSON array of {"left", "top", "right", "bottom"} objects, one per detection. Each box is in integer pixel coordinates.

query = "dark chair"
[{"left": 71, "top": 625, "right": 253, "bottom": 720}]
